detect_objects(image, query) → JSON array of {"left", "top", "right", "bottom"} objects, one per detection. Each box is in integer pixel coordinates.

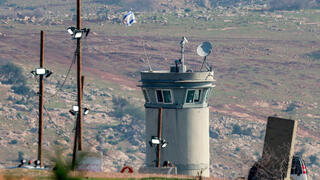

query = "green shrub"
[
  {"left": 232, "top": 124, "right": 253, "bottom": 136},
  {"left": 11, "top": 84, "right": 31, "bottom": 96},
  {"left": 269, "top": 0, "right": 314, "bottom": 11},
  {"left": 232, "top": 124, "right": 242, "bottom": 135},
  {"left": 309, "top": 155, "right": 319, "bottom": 165},
  {"left": 235, "top": 147, "right": 240, "bottom": 152},
  {"left": 242, "top": 128, "right": 253, "bottom": 136},
  {"left": 9, "top": 140, "right": 18, "bottom": 144},
  {"left": 0, "top": 62, "right": 26, "bottom": 85},
  {"left": 112, "top": 96, "right": 144, "bottom": 121}
]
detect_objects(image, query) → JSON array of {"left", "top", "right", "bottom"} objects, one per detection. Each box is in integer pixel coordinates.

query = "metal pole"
[
  {"left": 38, "top": 30, "right": 44, "bottom": 166},
  {"left": 157, "top": 108, "right": 163, "bottom": 167},
  {"left": 76, "top": 0, "right": 83, "bottom": 151}
]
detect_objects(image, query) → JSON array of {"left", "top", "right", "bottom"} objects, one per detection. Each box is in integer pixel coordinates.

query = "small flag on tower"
[{"left": 123, "top": 11, "right": 136, "bottom": 26}]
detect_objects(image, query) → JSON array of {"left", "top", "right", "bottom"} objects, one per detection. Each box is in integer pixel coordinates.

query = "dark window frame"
[
  {"left": 185, "top": 89, "right": 202, "bottom": 104},
  {"left": 142, "top": 89, "right": 150, "bottom": 103}
]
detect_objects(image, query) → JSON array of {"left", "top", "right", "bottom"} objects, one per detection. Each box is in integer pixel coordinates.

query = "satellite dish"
[{"left": 197, "top": 42, "right": 212, "bottom": 57}]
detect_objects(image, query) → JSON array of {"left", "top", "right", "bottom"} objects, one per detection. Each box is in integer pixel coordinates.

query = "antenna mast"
[{"left": 180, "top": 37, "right": 188, "bottom": 72}]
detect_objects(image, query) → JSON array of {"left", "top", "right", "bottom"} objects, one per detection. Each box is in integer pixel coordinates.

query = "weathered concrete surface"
[{"left": 261, "top": 116, "right": 298, "bottom": 180}]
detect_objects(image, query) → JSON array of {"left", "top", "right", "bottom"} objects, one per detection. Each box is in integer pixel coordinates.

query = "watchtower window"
[
  {"left": 142, "top": 89, "right": 150, "bottom": 103},
  {"left": 204, "top": 88, "right": 211, "bottom": 103},
  {"left": 194, "top": 89, "right": 201, "bottom": 102},
  {"left": 156, "top": 89, "right": 173, "bottom": 104},
  {"left": 186, "top": 89, "right": 202, "bottom": 103},
  {"left": 163, "top": 90, "right": 172, "bottom": 103},
  {"left": 156, "top": 90, "right": 163, "bottom": 103}
]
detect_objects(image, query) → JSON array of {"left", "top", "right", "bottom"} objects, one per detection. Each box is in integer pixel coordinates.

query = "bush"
[
  {"left": 210, "top": 130, "right": 219, "bottom": 138},
  {"left": 232, "top": 124, "right": 242, "bottom": 135},
  {"left": 0, "top": 62, "right": 26, "bottom": 85},
  {"left": 309, "top": 155, "right": 319, "bottom": 165},
  {"left": 11, "top": 84, "right": 31, "bottom": 96},
  {"left": 268, "top": 0, "right": 314, "bottom": 11},
  {"left": 9, "top": 139, "right": 18, "bottom": 144},
  {"left": 232, "top": 124, "right": 253, "bottom": 136},
  {"left": 242, "top": 128, "right": 253, "bottom": 136},
  {"left": 112, "top": 96, "right": 144, "bottom": 121}
]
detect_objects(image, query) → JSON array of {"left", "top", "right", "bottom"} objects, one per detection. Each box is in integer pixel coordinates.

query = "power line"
[{"left": 46, "top": 50, "right": 77, "bottom": 99}]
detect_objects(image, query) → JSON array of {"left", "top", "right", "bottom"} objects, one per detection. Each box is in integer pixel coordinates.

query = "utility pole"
[
  {"left": 76, "top": 0, "right": 83, "bottom": 151},
  {"left": 156, "top": 108, "right": 163, "bottom": 168},
  {"left": 38, "top": 30, "right": 44, "bottom": 166},
  {"left": 72, "top": 0, "right": 83, "bottom": 169}
]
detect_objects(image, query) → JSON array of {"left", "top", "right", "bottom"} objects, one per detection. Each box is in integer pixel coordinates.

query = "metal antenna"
[
  {"left": 197, "top": 42, "right": 213, "bottom": 71},
  {"left": 180, "top": 36, "right": 188, "bottom": 72}
]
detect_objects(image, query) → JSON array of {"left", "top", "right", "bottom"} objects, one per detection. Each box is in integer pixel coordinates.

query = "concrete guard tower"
[{"left": 139, "top": 37, "right": 215, "bottom": 177}]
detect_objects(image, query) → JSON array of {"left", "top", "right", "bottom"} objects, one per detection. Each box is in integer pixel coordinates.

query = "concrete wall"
[
  {"left": 145, "top": 108, "right": 210, "bottom": 177},
  {"left": 261, "top": 117, "right": 298, "bottom": 180}
]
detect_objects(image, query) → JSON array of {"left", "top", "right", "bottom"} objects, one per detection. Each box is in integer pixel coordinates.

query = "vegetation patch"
[{"left": 305, "top": 50, "right": 320, "bottom": 61}]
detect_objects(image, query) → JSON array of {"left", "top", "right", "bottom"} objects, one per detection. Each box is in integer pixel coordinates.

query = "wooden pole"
[
  {"left": 37, "top": 30, "right": 44, "bottom": 166},
  {"left": 157, "top": 108, "right": 163, "bottom": 167},
  {"left": 77, "top": 0, "right": 83, "bottom": 151},
  {"left": 78, "top": 75, "right": 84, "bottom": 149},
  {"left": 72, "top": 0, "right": 83, "bottom": 169}
]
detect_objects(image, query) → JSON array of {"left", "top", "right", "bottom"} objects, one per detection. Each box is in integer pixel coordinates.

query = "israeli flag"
[{"left": 123, "top": 11, "right": 136, "bottom": 26}]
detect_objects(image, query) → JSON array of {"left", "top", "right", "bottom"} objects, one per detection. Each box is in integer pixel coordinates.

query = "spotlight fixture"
[
  {"left": 45, "top": 70, "right": 53, "bottom": 78},
  {"left": 67, "top": 27, "right": 76, "bottom": 35},
  {"left": 67, "top": 27, "right": 90, "bottom": 39},
  {"left": 161, "top": 139, "right": 168, "bottom": 148},
  {"left": 69, "top": 110, "right": 76, "bottom": 116},
  {"left": 35, "top": 160, "right": 41, "bottom": 166},
  {"left": 36, "top": 68, "right": 46, "bottom": 75},
  {"left": 149, "top": 136, "right": 168, "bottom": 148},
  {"left": 74, "top": 30, "right": 83, "bottom": 39},
  {"left": 72, "top": 105, "right": 79, "bottom": 112},
  {"left": 83, "top": 108, "right": 89, "bottom": 115},
  {"left": 151, "top": 136, "right": 160, "bottom": 145},
  {"left": 31, "top": 68, "right": 53, "bottom": 78}
]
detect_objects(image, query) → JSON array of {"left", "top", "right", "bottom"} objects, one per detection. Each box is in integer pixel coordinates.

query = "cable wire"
[{"left": 46, "top": 50, "right": 77, "bottom": 99}]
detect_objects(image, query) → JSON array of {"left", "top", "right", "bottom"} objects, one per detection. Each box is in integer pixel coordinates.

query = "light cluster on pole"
[
  {"left": 31, "top": 68, "right": 53, "bottom": 78},
  {"left": 69, "top": 105, "right": 89, "bottom": 116},
  {"left": 149, "top": 136, "right": 168, "bottom": 148},
  {"left": 67, "top": 27, "right": 90, "bottom": 39}
]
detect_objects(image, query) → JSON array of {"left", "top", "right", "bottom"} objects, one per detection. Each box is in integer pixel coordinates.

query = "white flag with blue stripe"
[{"left": 123, "top": 11, "right": 136, "bottom": 26}]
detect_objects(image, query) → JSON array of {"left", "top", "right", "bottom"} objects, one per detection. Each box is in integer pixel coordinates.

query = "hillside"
[{"left": 0, "top": 0, "right": 320, "bottom": 179}]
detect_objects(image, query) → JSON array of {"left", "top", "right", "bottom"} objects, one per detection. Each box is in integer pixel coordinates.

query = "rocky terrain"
[{"left": 0, "top": 0, "right": 320, "bottom": 179}]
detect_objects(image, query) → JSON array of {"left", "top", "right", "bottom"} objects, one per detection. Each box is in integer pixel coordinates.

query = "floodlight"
[
  {"left": 83, "top": 108, "right": 89, "bottom": 115},
  {"left": 74, "top": 31, "right": 83, "bottom": 39},
  {"left": 67, "top": 27, "right": 76, "bottom": 35},
  {"left": 151, "top": 136, "right": 160, "bottom": 144},
  {"left": 45, "top": 70, "right": 53, "bottom": 78},
  {"left": 161, "top": 140, "right": 168, "bottom": 148},
  {"left": 36, "top": 68, "right": 46, "bottom": 75},
  {"left": 69, "top": 110, "right": 76, "bottom": 116},
  {"left": 31, "top": 70, "right": 36, "bottom": 76},
  {"left": 72, "top": 105, "right": 79, "bottom": 112}
]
